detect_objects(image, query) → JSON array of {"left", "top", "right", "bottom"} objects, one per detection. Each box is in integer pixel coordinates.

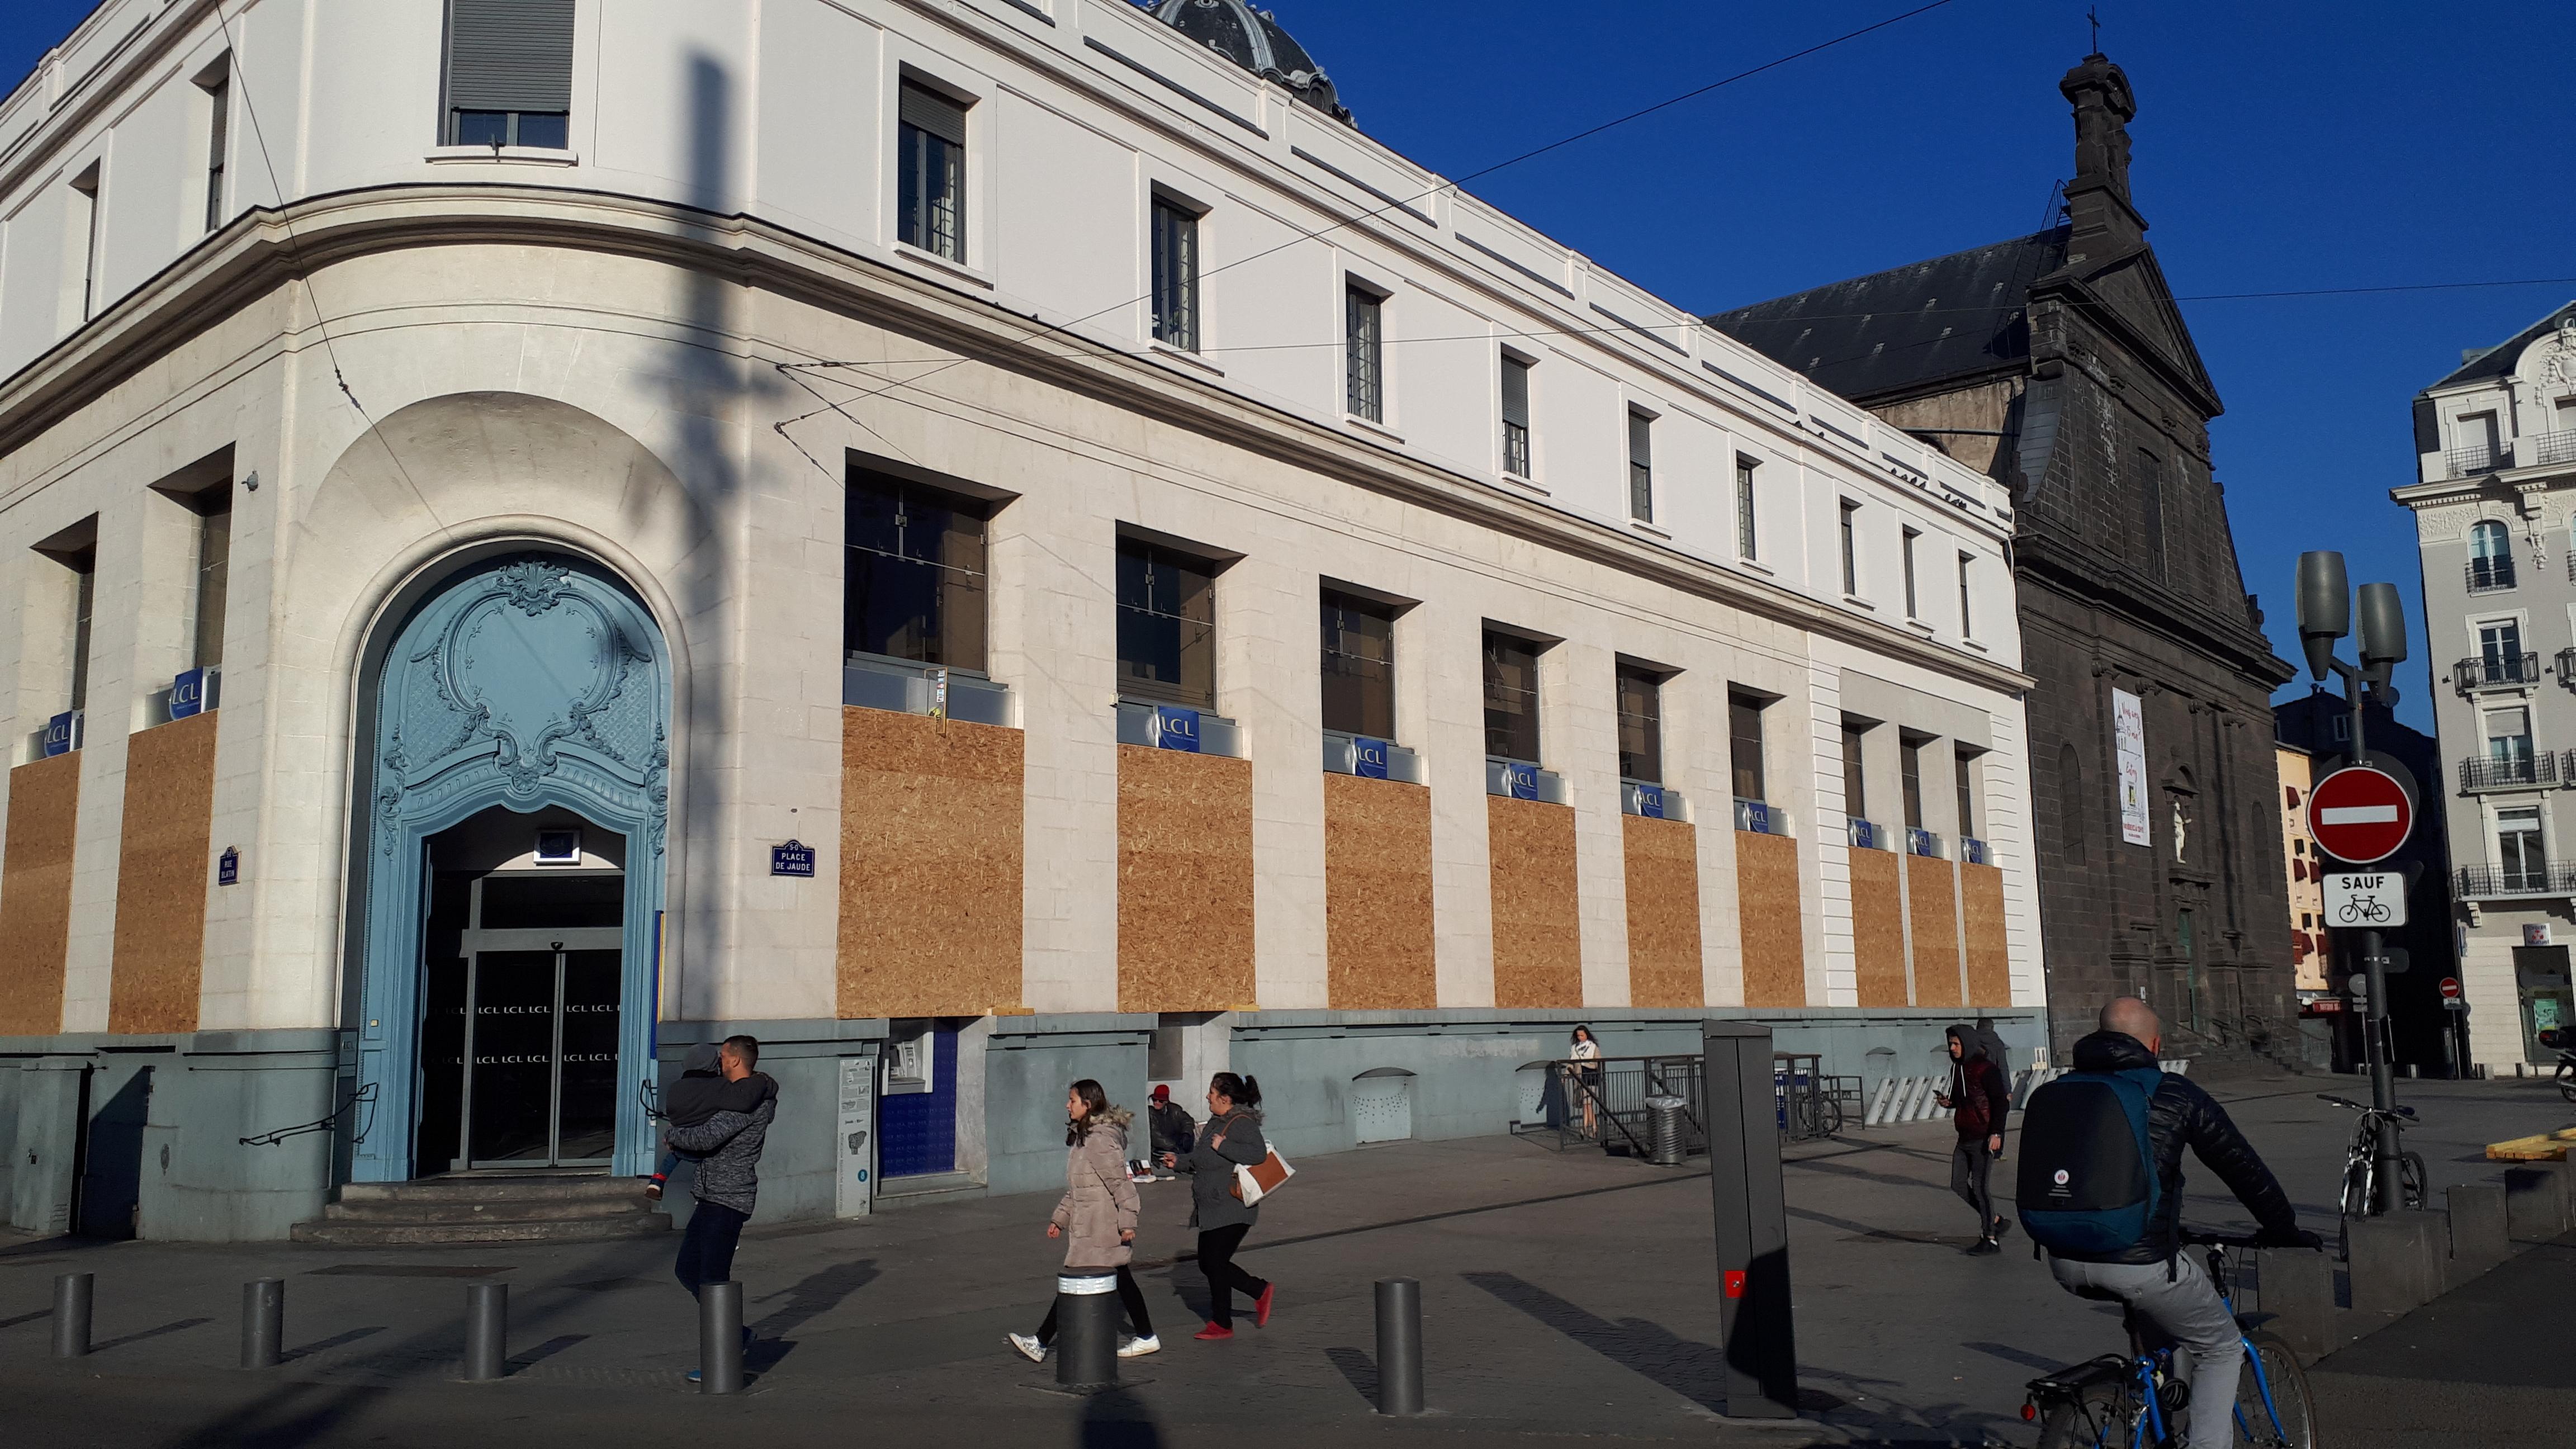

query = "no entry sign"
[{"left": 2308, "top": 765, "right": 2413, "bottom": 866}]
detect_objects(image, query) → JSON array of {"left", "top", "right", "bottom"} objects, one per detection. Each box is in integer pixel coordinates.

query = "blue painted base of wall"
[{"left": 4, "top": 1007, "right": 2044, "bottom": 1241}]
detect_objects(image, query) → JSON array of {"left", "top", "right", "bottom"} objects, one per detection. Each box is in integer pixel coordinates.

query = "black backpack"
[{"left": 2014, "top": 1066, "right": 2163, "bottom": 1255}]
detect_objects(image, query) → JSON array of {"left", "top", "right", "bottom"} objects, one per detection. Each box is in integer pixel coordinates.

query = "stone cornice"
[{"left": 0, "top": 184, "right": 2035, "bottom": 698}]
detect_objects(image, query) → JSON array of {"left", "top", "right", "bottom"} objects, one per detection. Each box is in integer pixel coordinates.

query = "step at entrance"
[{"left": 291, "top": 1175, "right": 669, "bottom": 1246}]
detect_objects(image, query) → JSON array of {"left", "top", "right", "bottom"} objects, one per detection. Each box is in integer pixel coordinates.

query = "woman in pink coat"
[{"left": 1009, "top": 1079, "right": 1159, "bottom": 1361}]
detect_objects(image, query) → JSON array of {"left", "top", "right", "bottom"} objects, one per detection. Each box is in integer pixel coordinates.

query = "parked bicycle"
[
  {"left": 2321, "top": 1093, "right": 2425, "bottom": 1257},
  {"left": 2022, "top": 1229, "right": 2318, "bottom": 1449}
]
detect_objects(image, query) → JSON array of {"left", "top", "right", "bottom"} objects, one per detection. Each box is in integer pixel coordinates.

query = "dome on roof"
[{"left": 1150, "top": 0, "right": 1352, "bottom": 124}]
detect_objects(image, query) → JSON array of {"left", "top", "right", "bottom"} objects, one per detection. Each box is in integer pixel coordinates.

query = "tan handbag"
[{"left": 1229, "top": 1146, "right": 1295, "bottom": 1204}]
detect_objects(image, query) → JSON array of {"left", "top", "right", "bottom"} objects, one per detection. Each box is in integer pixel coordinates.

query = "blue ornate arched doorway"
[{"left": 349, "top": 553, "right": 670, "bottom": 1182}]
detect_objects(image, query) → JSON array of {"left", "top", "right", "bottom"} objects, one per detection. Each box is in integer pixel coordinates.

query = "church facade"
[{"left": 1712, "top": 55, "right": 2296, "bottom": 1059}]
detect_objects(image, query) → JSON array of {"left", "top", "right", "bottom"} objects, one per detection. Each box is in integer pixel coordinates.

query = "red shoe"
[
  {"left": 1253, "top": 1284, "right": 1275, "bottom": 1328},
  {"left": 1192, "top": 1323, "right": 1234, "bottom": 1341}
]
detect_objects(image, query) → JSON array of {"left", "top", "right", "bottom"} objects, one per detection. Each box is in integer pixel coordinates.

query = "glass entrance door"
[{"left": 464, "top": 946, "right": 623, "bottom": 1167}]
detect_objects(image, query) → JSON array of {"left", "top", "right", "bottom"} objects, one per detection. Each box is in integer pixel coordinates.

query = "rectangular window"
[
  {"left": 1954, "top": 752, "right": 1978, "bottom": 839},
  {"left": 1117, "top": 538, "right": 1215, "bottom": 709},
  {"left": 2498, "top": 806, "right": 2545, "bottom": 888},
  {"left": 2138, "top": 448, "right": 2167, "bottom": 579},
  {"left": 1481, "top": 630, "right": 1541, "bottom": 763},
  {"left": 1838, "top": 500, "right": 1860, "bottom": 596},
  {"left": 2480, "top": 619, "right": 2525, "bottom": 672},
  {"left": 442, "top": 0, "right": 574, "bottom": 148},
  {"left": 1901, "top": 528, "right": 1921, "bottom": 618},
  {"left": 200, "top": 63, "right": 230, "bottom": 233},
  {"left": 1344, "top": 283, "right": 1384, "bottom": 423},
  {"left": 1735, "top": 457, "right": 1758, "bottom": 560},
  {"left": 1900, "top": 738, "right": 1926, "bottom": 831},
  {"left": 1499, "top": 354, "right": 1532, "bottom": 478},
  {"left": 1614, "top": 664, "right": 1662, "bottom": 783},
  {"left": 1957, "top": 552, "right": 1974, "bottom": 636},
  {"left": 844, "top": 469, "right": 990, "bottom": 672},
  {"left": 1319, "top": 590, "right": 1395, "bottom": 738},
  {"left": 1729, "top": 692, "right": 1765, "bottom": 803},
  {"left": 896, "top": 82, "right": 968, "bottom": 262},
  {"left": 1150, "top": 197, "right": 1200, "bottom": 351},
  {"left": 189, "top": 484, "right": 234, "bottom": 671},
  {"left": 70, "top": 164, "right": 101, "bottom": 322},
  {"left": 2486, "top": 707, "right": 2536, "bottom": 770},
  {"left": 1841, "top": 719, "right": 1868, "bottom": 822},
  {"left": 1627, "top": 410, "right": 1654, "bottom": 523},
  {"left": 67, "top": 545, "right": 97, "bottom": 713}
]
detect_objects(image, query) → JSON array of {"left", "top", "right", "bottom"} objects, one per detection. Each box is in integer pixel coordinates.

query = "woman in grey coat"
[
  {"left": 1158, "top": 1071, "right": 1274, "bottom": 1341},
  {"left": 1010, "top": 1079, "right": 1158, "bottom": 1361}
]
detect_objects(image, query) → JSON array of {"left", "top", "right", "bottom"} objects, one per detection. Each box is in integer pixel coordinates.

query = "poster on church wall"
[{"left": 2113, "top": 688, "right": 2150, "bottom": 846}]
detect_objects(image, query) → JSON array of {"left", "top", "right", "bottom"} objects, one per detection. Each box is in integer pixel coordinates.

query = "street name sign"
[
  {"left": 2324, "top": 870, "right": 2408, "bottom": 929},
  {"left": 2309, "top": 766, "right": 2413, "bottom": 865}
]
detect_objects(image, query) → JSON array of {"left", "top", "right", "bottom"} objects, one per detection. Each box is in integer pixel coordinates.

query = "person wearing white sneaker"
[{"left": 1006, "top": 1080, "right": 1156, "bottom": 1365}]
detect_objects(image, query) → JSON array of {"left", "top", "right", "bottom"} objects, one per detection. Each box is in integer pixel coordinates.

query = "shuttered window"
[
  {"left": 444, "top": 0, "right": 574, "bottom": 148},
  {"left": 897, "top": 82, "right": 968, "bottom": 261}
]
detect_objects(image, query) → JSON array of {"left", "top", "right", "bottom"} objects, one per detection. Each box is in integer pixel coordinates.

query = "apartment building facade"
[{"left": 0, "top": 0, "right": 2041, "bottom": 1240}]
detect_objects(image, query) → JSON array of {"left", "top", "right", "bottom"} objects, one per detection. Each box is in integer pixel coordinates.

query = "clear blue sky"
[{"left": 10, "top": 0, "right": 2572, "bottom": 731}]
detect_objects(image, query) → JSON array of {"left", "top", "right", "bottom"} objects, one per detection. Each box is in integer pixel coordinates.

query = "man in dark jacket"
[
  {"left": 667, "top": 1035, "right": 775, "bottom": 1379},
  {"left": 2044, "top": 998, "right": 2314, "bottom": 1449},
  {"left": 1146, "top": 1085, "right": 1195, "bottom": 1176},
  {"left": 1935, "top": 1024, "right": 2013, "bottom": 1254}
]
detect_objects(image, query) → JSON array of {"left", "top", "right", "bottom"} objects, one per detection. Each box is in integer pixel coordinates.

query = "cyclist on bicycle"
[{"left": 2032, "top": 998, "right": 2318, "bottom": 1449}]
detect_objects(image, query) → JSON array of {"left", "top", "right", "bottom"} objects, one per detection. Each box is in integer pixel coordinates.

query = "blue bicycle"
[{"left": 2021, "top": 1229, "right": 2317, "bottom": 1448}]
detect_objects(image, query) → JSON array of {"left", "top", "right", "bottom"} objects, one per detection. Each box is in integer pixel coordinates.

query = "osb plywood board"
[
  {"left": 1489, "top": 795, "right": 1581, "bottom": 1008},
  {"left": 0, "top": 752, "right": 81, "bottom": 1035},
  {"left": 1323, "top": 773, "right": 1435, "bottom": 1010},
  {"left": 1118, "top": 744, "right": 1255, "bottom": 1012},
  {"left": 108, "top": 713, "right": 219, "bottom": 1034},
  {"left": 1735, "top": 830, "right": 1805, "bottom": 1007},
  {"left": 1622, "top": 815, "right": 1703, "bottom": 1008},
  {"left": 1908, "top": 855, "right": 1963, "bottom": 1008},
  {"left": 839, "top": 708, "right": 1025, "bottom": 1018},
  {"left": 1961, "top": 862, "right": 2012, "bottom": 1007},
  {"left": 1850, "top": 847, "right": 1909, "bottom": 1008}
]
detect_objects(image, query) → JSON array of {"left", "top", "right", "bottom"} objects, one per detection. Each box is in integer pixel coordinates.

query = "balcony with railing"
[
  {"left": 2535, "top": 430, "right": 2576, "bottom": 470},
  {"left": 2461, "top": 752, "right": 2555, "bottom": 792},
  {"left": 2448, "top": 441, "right": 2511, "bottom": 477},
  {"left": 2456, "top": 652, "right": 2541, "bottom": 692},
  {"left": 2457, "top": 861, "right": 2576, "bottom": 898},
  {"left": 2466, "top": 556, "right": 2517, "bottom": 593}
]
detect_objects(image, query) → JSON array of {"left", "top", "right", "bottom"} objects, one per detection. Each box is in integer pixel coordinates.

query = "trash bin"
[{"left": 1645, "top": 1095, "right": 1688, "bottom": 1166}]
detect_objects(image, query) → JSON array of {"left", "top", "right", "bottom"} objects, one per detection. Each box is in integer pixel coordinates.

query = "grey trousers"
[
  {"left": 1950, "top": 1140, "right": 1995, "bottom": 1233},
  {"left": 2048, "top": 1252, "right": 2243, "bottom": 1449}
]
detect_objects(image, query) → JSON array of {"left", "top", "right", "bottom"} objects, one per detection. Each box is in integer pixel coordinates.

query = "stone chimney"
[{"left": 2058, "top": 53, "right": 2146, "bottom": 259}]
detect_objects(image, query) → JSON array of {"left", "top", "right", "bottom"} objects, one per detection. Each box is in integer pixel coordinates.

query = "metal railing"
[
  {"left": 2561, "top": 646, "right": 2576, "bottom": 685},
  {"left": 2448, "top": 441, "right": 2509, "bottom": 477},
  {"left": 1517, "top": 1053, "right": 1858, "bottom": 1156},
  {"left": 2457, "top": 861, "right": 2576, "bottom": 897},
  {"left": 2456, "top": 652, "right": 2541, "bottom": 691},
  {"left": 2466, "top": 556, "right": 2517, "bottom": 593},
  {"left": 2535, "top": 430, "right": 2576, "bottom": 469},
  {"left": 2461, "top": 752, "right": 2555, "bottom": 791}
]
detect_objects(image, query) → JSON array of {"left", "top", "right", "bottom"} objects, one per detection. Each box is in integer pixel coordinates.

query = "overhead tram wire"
[
  {"left": 770, "top": 0, "right": 1972, "bottom": 472},
  {"left": 214, "top": 0, "right": 453, "bottom": 540}
]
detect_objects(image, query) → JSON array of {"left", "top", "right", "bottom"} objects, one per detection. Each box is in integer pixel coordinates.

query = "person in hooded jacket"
[
  {"left": 648, "top": 1041, "right": 778, "bottom": 1201},
  {"left": 1934, "top": 1023, "right": 2014, "bottom": 1254},
  {"left": 2042, "top": 998, "right": 2316, "bottom": 1449},
  {"left": 1011, "top": 1079, "right": 1159, "bottom": 1362}
]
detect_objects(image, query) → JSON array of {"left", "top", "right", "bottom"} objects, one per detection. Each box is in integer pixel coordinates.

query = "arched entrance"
[{"left": 349, "top": 553, "right": 670, "bottom": 1182}]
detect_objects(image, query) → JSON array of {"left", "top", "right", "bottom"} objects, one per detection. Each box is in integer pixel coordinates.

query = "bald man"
[{"left": 2039, "top": 999, "right": 2312, "bottom": 1449}]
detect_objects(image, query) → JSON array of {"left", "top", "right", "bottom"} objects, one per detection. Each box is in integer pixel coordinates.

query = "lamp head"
[{"left": 2294, "top": 551, "right": 2350, "bottom": 681}]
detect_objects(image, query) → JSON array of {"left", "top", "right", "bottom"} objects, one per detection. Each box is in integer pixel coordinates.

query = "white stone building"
[
  {"left": 0, "top": 0, "right": 2042, "bottom": 1240},
  {"left": 2397, "top": 300, "right": 2576, "bottom": 1074}
]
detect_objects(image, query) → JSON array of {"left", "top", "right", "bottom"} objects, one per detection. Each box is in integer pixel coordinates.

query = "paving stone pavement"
[{"left": 1, "top": 1072, "right": 2568, "bottom": 1447}]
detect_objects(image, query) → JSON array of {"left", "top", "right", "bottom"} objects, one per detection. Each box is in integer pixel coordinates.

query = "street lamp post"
[{"left": 2296, "top": 553, "right": 2410, "bottom": 1214}]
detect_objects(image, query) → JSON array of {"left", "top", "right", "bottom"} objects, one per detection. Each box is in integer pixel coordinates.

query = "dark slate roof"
[
  {"left": 2423, "top": 299, "right": 2576, "bottom": 392},
  {"left": 1151, "top": 0, "right": 1351, "bottom": 122},
  {"left": 1704, "top": 228, "right": 2070, "bottom": 402}
]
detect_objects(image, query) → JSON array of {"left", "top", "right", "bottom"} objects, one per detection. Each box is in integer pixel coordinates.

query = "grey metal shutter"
[
  {"left": 446, "top": 0, "right": 575, "bottom": 113},
  {"left": 1500, "top": 357, "right": 1530, "bottom": 428},
  {"left": 898, "top": 82, "right": 967, "bottom": 145}
]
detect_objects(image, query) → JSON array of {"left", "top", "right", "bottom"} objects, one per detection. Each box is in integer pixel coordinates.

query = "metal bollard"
[
  {"left": 242, "top": 1279, "right": 285, "bottom": 1369},
  {"left": 1053, "top": 1272, "right": 1121, "bottom": 1391},
  {"left": 52, "top": 1273, "right": 93, "bottom": 1358},
  {"left": 698, "top": 1281, "right": 746, "bottom": 1394},
  {"left": 462, "top": 1282, "right": 508, "bottom": 1381},
  {"left": 1374, "top": 1278, "right": 1424, "bottom": 1415}
]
